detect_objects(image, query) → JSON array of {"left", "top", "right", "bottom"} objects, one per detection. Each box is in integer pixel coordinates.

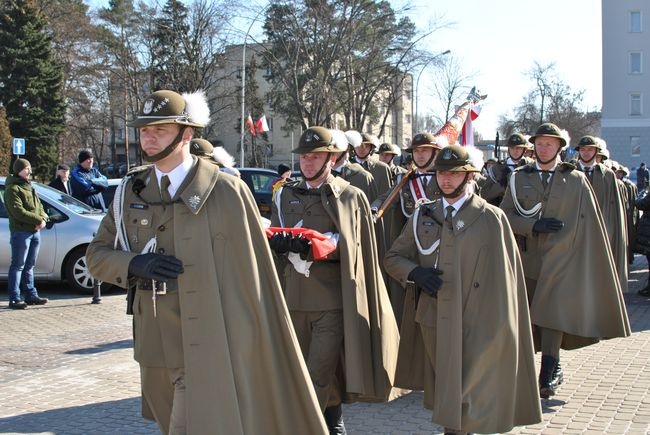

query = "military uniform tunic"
[
  {"left": 278, "top": 183, "right": 342, "bottom": 311},
  {"left": 127, "top": 174, "right": 184, "bottom": 368}
]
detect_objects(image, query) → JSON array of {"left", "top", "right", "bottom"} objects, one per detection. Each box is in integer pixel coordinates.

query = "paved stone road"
[{"left": 1, "top": 256, "right": 649, "bottom": 435}]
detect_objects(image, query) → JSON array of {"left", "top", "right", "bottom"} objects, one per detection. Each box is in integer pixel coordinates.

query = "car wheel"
[{"left": 64, "top": 246, "right": 107, "bottom": 293}]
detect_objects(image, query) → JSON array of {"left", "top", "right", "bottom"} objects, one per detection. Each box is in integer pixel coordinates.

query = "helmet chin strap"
[
  {"left": 142, "top": 126, "right": 187, "bottom": 163},
  {"left": 578, "top": 152, "right": 597, "bottom": 165},
  {"left": 534, "top": 148, "right": 561, "bottom": 165},
  {"left": 355, "top": 148, "right": 372, "bottom": 160},
  {"left": 302, "top": 153, "right": 332, "bottom": 182},
  {"left": 414, "top": 149, "right": 437, "bottom": 171},
  {"left": 508, "top": 148, "right": 525, "bottom": 162},
  {"left": 335, "top": 152, "right": 347, "bottom": 164},
  {"left": 440, "top": 173, "right": 469, "bottom": 199}
]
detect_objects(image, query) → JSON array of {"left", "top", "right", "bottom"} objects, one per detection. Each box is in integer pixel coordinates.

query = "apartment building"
[
  {"left": 602, "top": 1, "right": 650, "bottom": 172},
  {"left": 210, "top": 43, "right": 414, "bottom": 170}
]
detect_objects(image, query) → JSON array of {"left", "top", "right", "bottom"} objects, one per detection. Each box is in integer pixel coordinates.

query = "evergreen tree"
[
  {"left": 0, "top": 0, "right": 66, "bottom": 180},
  {"left": 0, "top": 108, "right": 12, "bottom": 176},
  {"left": 151, "top": 0, "right": 190, "bottom": 91}
]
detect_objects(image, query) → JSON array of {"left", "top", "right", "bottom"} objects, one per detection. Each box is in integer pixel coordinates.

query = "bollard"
[{"left": 92, "top": 278, "right": 102, "bottom": 304}]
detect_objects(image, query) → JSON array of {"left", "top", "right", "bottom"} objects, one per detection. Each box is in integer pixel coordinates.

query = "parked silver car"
[{"left": 0, "top": 177, "right": 106, "bottom": 293}]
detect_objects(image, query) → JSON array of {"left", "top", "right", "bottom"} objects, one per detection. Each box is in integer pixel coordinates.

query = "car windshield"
[{"left": 35, "top": 183, "right": 104, "bottom": 215}]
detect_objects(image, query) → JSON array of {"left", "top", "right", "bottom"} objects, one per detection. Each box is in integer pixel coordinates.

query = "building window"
[
  {"left": 631, "top": 136, "right": 641, "bottom": 157},
  {"left": 116, "top": 128, "right": 124, "bottom": 141},
  {"left": 630, "top": 93, "right": 642, "bottom": 116},
  {"left": 630, "top": 52, "right": 642, "bottom": 74},
  {"left": 630, "top": 11, "right": 642, "bottom": 33},
  {"left": 267, "top": 117, "right": 273, "bottom": 131}
]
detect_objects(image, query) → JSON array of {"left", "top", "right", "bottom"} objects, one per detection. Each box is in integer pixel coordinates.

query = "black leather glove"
[
  {"left": 533, "top": 218, "right": 564, "bottom": 234},
  {"left": 128, "top": 253, "right": 184, "bottom": 281},
  {"left": 288, "top": 236, "right": 311, "bottom": 255},
  {"left": 268, "top": 233, "right": 291, "bottom": 254},
  {"left": 408, "top": 266, "right": 443, "bottom": 298}
]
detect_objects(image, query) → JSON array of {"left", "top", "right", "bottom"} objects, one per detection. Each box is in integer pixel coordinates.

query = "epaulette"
[
  {"left": 557, "top": 161, "right": 576, "bottom": 173},
  {"left": 420, "top": 199, "right": 443, "bottom": 225},
  {"left": 281, "top": 179, "right": 301, "bottom": 189},
  {"left": 126, "top": 164, "right": 153, "bottom": 176}
]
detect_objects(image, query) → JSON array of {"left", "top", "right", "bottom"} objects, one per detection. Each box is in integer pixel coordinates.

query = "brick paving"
[{"left": 1, "top": 256, "right": 649, "bottom": 435}]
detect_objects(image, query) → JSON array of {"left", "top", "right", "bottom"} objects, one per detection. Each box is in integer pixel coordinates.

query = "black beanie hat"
[
  {"left": 278, "top": 163, "right": 291, "bottom": 175},
  {"left": 78, "top": 149, "right": 93, "bottom": 163}
]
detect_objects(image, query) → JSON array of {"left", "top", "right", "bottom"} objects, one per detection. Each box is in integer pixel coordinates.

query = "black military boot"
[
  {"left": 551, "top": 359, "right": 564, "bottom": 388},
  {"left": 324, "top": 404, "right": 347, "bottom": 435},
  {"left": 539, "top": 355, "right": 558, "bottom": 399},
  {"left": 639, "top": 281, "right": 650, "bottom": 297}
]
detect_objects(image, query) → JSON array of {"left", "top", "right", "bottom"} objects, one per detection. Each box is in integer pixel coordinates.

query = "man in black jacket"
[{"left": 48, "top": 164, "right": 71, "bottom": 194}]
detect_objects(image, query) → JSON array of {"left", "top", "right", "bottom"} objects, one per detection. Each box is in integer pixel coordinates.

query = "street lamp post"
[
  {"left": 240, "top": 7, "right": 269, "bottom": 167},
  {"left": 413, "top": 50, "right": 450, "bottom": 135}
]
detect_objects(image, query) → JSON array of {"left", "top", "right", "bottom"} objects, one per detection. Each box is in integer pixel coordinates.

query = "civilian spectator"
[
  {"left": 5, "top": 158, "right": 49, "bottom": 309},
  {"left": 70, "top": 149, "right": 108, "bottom": 211},
  {"left": 48, "top": 164, "right": 71, "bottom": 194}
]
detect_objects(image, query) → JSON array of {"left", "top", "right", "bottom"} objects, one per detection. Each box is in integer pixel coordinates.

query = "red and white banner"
[
  {"left": 460, "top": 105, "right": 481, "bottom": 146},
  {"left": 246, "top": 114, "right": 256, "bottom": 136},
  {"left": 256, "top": 115, "right": 270, "bottom": 133}
]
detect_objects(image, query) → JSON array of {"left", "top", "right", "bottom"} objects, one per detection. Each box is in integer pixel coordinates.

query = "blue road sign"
[{"left": 13, "top": 138, "right": 25, "bottom": 155}]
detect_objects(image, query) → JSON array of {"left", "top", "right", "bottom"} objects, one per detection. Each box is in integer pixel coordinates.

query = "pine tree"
[
  {"left": 151, "top": 0, "right": 190, "bottom": 91},
  {"left": 0, "top": 0, "right": 66, "bottom": 180},
  {"left": 0, "top": 108, "right": 12, "bottom": 176}
]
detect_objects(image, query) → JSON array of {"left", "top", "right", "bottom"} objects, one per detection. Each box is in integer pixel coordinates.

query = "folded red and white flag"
[{"left": 265, "top": 227, "right": 337, "bottom": 260}]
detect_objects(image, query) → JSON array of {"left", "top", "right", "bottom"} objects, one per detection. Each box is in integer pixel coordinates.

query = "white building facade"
[{"left": 602, "top": 0, "right": 650, "bottom": 172}]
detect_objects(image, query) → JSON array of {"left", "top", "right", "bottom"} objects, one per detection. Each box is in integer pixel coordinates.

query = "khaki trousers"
[
  {"left": 141, "top": 366, "right": 186, "bottom": 435},
  {"left": 290, "top": 310, "right": 344, "bottom": 410}
]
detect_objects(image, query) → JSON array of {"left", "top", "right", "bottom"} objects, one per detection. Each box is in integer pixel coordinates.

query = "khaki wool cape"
[
  {"left": 384, "top": 194, "right": 542, "bottom": 433},
  {"left": 500, "top": 163, "right": 630, "bottom": 346},
  {"left": 274, "top": 175, "right": 402, "bottom": 403},
  {"left": 585, "top": 163, "right": 628, "bottom": 293},
  {"left": 86, "top": 158, "right": 327, "bottom": 434}
]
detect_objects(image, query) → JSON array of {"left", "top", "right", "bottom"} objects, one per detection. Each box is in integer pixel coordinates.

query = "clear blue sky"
[{"left": 395, "top": 0, "right": 602, "bottom": 138}]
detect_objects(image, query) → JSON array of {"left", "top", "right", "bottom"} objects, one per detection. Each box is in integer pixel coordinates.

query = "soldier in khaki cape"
[
  {"left": 371, "top": 132, "right": 443, "bottom": 323},
  {"left": 500, "top": 122, "right": 630, "bottom": 400},
  {"left": 377, "top": 142, "right": 408, "bottom": 179},
  {"left": 86, "top": 90, "right": 326, "bottom": 435},
  {"left": 351, "top": 132, "right": 394, "bottom": 199},
  {"left": 480, "top": 132, "right": 533, "bottom": 205},
  {"left": 574, "top": 135, "right": 628, "bottom": 292},
  {"left": 384, "top": 145, "right": 542, "bottom": 434},
  {"left": 270, "top": 127, "right": 400, "bottom": 435},
  {"left": 330, "top": 130, "right": 377, "bottom": 201},
  {"left": 615, "top": 164, "right": 639, "bottom": 263}
]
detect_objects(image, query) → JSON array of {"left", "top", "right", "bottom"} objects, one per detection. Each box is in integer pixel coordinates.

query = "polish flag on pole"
[
  {"left": 246, "top": 114, "right": 256, "bottom": 136},
  {"left": 460, "top": 104, "right": 481, "bottom": 146},
  {"left": 256, "top": 115, "right": 270, "bottom": 133}
]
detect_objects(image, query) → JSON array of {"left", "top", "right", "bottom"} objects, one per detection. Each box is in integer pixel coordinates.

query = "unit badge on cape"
[{"left": 188, "top": 195, "right": 201, "bottom": 209}]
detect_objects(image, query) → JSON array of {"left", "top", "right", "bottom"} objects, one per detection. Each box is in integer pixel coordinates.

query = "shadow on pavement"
[
  {"left": 0, "top": 398, "right": 158, "bottom": 435},
  {"left": 541, "top": 398, "right": 567, "bottom": 413},
  {"left": 65, "top": 339, "right": 133, "bottom": 355}
]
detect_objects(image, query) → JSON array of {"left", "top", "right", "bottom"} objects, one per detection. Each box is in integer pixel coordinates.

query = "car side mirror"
[{"left": 46, "top": 220, "right": 55, "bottom": 230}]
